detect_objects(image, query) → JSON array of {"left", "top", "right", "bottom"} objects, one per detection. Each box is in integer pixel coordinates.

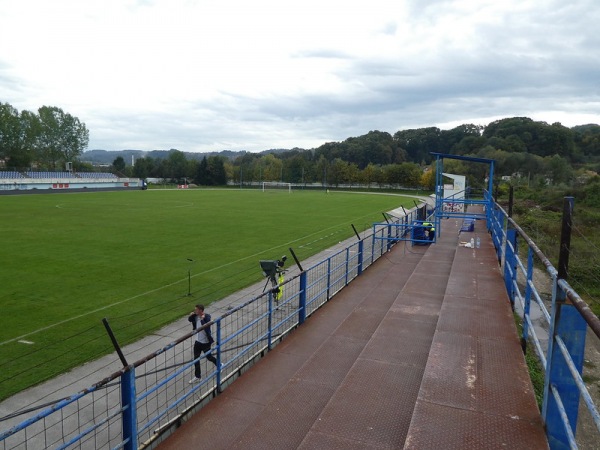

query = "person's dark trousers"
[{"left": 193, "top": 341, "right": 217, "bottom": 378}]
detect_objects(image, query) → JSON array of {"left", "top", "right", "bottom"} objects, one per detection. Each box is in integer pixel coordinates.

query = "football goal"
[{"left": 262, "top": 181, "right": 292, "bottom": 193}]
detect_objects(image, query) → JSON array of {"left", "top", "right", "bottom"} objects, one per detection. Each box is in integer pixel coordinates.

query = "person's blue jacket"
[{"left": 188, "top": 313, "right": 214, "bottom": 344}]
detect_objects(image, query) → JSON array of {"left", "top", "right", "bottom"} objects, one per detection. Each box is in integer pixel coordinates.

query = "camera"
[{"left": 260, "top": 256, "right": 287, "bottom": 279}]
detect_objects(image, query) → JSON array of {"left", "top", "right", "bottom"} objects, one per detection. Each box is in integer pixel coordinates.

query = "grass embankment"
[{"left": 502, "top": 184, "right": 600, "bottom": 317}]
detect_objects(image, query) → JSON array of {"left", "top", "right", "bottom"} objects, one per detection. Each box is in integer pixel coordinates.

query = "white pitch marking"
[{"left": 0, "top": 207, "right": 400, "bottom": 347}]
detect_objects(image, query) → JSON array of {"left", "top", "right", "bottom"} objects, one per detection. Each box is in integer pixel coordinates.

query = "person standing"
[
  {"left": 423, "top": 221, "right": 435, "bottom": 242},
  {"left": 188, "top": 304, "right": 218, "bottom": 383}
]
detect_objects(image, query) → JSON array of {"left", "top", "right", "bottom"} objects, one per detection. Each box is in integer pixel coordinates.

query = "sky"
[{"left": 1, "top": 0, "right": 599, "bottom": 153}]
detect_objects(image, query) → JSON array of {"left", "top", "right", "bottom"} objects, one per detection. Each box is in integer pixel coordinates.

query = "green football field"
[{"left": 0, "top": 188, "right": 416, "bottom": 400}]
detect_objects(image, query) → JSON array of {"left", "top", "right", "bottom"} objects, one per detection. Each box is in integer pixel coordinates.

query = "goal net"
[{"left": 262, "top": 182, "right": 292, "bottom": 193}]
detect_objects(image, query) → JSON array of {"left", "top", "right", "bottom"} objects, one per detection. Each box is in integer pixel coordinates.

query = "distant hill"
[
  {"left": 82, "top": 150, "right": 145, "bottom": 165},
  {"left": 82, "top": 148, "right": 293, "bottom": 166}
]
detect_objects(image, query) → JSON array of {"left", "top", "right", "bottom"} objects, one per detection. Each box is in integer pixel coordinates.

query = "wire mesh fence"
[{"left": 1, "top": 211, "right": 414, "bottom": 450}]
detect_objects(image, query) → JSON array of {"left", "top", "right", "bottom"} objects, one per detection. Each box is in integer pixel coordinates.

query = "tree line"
[
  {"left": 0, "top": 102, "right": 89, "bottom": 170},
  {"left": 2, "top": 100, "right": 599, "bottom": 190},
  {"left": 124, "top": 117, "right": 600, "bottom": 190},
  {"left": 116, "top": 151, "right": 228, "bottom": 186}
]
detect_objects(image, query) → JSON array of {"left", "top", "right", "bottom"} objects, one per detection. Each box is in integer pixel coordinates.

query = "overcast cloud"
[{"left": 1, "top": 0, "right": 599, "bottom": 153}]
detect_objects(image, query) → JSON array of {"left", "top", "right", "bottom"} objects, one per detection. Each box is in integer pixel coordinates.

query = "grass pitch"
[{"left": 0, "top": 188, "right": 415, "bottom": 400}]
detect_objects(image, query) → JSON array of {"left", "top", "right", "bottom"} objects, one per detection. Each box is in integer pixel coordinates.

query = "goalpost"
[{"left": 262, "top": 181, "right": 292, "bottom": 193}]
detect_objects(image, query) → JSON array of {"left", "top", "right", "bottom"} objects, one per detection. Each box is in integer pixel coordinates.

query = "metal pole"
[
  {"left": 102, "top": 318, "right": 128, "bottom": 367},
  {"left": 298, "top": 271, "right": 307, "bottom": 324},
  {"left": 351, "top": 224, "right": 361, "bottom": 241},
  {"left": 121, "top": 369, "right": 138, "bottom": 450},
  {"left": 357, "top": 240, "right": 364, "bottom": 276},
  {"left": 289, "top": 247, "right": 304, "bottom": 272},
  {"left": 187, "top": 258, "right": 194, "bottom": 296},
  {"left": 188, "top": 269, "right": 191, "bottom": 296},
  {"left": 557, "top": 197, "right": 573, "bottom": 280}
]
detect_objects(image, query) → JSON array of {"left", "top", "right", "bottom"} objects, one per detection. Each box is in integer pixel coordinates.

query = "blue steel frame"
[
  {"left": 371, "top": 202, "right": 433, "bottom": 247},
  {"left": 431, "top": 152, "right": 494, "bottom": 237},
  {"left": 488, "top": 193, "right": 600, "bottom": 449}
]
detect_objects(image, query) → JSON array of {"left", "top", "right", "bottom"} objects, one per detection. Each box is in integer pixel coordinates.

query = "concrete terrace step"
[
  {"left": 156, "top": 238, "right": 440, "bottom": 448},
  {"left": 405, "top": 217, "right": 548, "bottom": 449},
  {"left": 155, "top": 218, "right": 548, "bottom": 449}
]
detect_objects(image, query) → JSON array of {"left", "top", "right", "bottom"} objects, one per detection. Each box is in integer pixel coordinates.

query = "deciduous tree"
[{"left": 37, "top": 106, "right": 89, "bottom": 169}]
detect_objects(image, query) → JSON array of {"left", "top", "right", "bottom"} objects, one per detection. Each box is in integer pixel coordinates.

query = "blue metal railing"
[
  {"left": 0, "top": 210, "right": 410, "bottom": 450},
  {"left": 439, "top": 188, "right": 488, "bottom": 222},
  {"left": 488, "top": 191, "right": 600, "bottom": 449},
  {"left": 372, "top": 201, "right": 433, "bottom": 246},
  {"left": 4, "top": 193, "right": 598, "bottom": 449}
]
